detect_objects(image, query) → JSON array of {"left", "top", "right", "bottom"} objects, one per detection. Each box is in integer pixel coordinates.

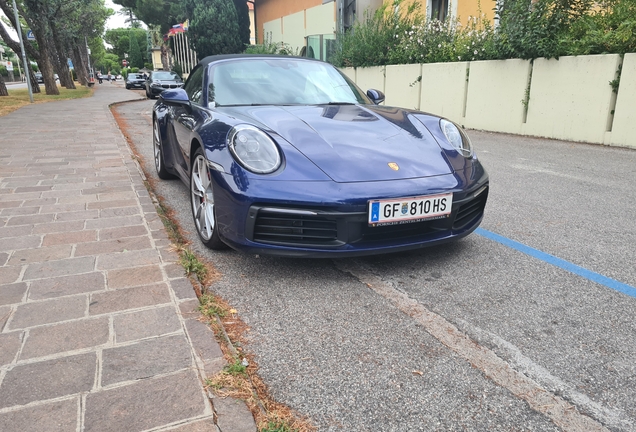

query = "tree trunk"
[
  {"left": 0, "top": 74, "right": 8, "bottom": 97},
  {"left": 161, "top": 44, "right": 170, "bottom": 71},
  {"left": 73, "top": 45, "right": 89, "bottom": 86},
  {"left": 28, "top": 67, "right": 41, "bottom": 94},
  {"left": 51, "top": 22, "right": 75, "bottom": 89}
]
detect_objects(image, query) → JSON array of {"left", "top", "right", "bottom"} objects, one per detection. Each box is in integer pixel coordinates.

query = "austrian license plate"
[{"left": 368, "top": 193, "right": 453, "bottom": 226}]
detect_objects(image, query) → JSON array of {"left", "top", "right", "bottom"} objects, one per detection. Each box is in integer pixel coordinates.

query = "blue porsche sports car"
[{"left": 152, "top": 54, "right": 488, "bottom": 257}]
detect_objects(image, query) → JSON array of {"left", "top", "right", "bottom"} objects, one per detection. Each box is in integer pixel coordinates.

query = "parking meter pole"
[{"left": 12, "top": 0, "right": 33, "bottom": 103}]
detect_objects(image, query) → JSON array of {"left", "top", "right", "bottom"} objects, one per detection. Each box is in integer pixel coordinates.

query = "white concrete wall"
[
  {"left": 524, "top": 54, "right": 620, "bottom": 144},
  {"left": 262, "top": 19, "right": 282, "bottom": 44},
  {"left": 385, "top": 64, "right": 422, "bottom": 110},
  {"left": 355, "top": 66, "right": 385, "bottom": 94},
  {"left": 609, "top": 53, "right": 636, "bottom": 149},
  {"left": 282, "top": 11, "right": 306, "bottom": 53},
  {"left": 464, "top": 59, "right": 531, "bottom": 134},
  {"left": 306, "top": 3, "right": 336, "bottom": 36},
  {"left": 419, "top": 62, "right": 468, "bottom": 124},
  {"left": 339, "top": 53, "right": 635, "bottom": 150},
  {"left": 340, "top": 67, "right": 356, "bottom": 84}
]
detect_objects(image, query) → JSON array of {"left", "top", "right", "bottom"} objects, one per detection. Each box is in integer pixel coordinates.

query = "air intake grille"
[
  {"left": 254, "top": 211, "right": 338, "bottom": 245},
  {"left": 453, "top": 188, "right": 488, "bottom": 230}
]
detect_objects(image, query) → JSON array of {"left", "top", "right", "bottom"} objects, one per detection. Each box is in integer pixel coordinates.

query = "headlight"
[
  {"left": 151, "top": 81, "right": 161, "bottom": 87},
  {"left": 440, "top": 119, "right": 473, "bottom": 157},
  {"left": 227, "top": 125, "right": 282, "bottom": 174}
]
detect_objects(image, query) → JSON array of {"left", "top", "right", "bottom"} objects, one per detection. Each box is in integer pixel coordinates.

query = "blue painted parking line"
[{"left": 476, "top": 228, "right": 636, "bottom": 299}]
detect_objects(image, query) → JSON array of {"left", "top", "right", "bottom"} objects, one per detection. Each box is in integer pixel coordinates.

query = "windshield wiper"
[{"left": 321, "top": 102, "right": 356, "bottom": 105}]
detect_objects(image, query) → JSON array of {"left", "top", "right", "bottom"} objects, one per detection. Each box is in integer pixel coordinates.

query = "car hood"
[{"left": 221, "top": 105, "right": 453, "bottom": 183}]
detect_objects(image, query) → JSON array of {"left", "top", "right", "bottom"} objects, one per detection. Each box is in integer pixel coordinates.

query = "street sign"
[
  {"left": 26, "top": 30, "right": 35, "bottom": 41},
  {"left": 67, "top": 58, "right": 74, "bottom": 70},
  {"left": 5, "top": 61, "right": 13, "bottom": 71}
]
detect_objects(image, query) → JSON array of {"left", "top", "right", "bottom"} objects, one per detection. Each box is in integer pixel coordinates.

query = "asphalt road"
[{"left": 114, "top": 96, "right": 636, "bottom": 432}]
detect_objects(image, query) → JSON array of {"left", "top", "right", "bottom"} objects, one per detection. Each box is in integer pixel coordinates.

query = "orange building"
[{"left": 251, "top": 0, "right": 496, "bottom": 60}]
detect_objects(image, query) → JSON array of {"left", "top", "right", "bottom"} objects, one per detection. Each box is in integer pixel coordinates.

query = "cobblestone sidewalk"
[{"left": 0, "top": 84, "right": 255, "bottom": 431}]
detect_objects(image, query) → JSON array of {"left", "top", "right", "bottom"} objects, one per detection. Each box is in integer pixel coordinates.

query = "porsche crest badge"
[{"left": 388, "top": 162, "right": 399, "bottom": 171}]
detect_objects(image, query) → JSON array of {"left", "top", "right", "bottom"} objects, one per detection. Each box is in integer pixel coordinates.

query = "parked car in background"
[
  {"left": 35, "top": 72, "right": 43, "bottom": 83},
  {"left": 152, "top": 55, "right": 489, "bottom": 256},
  {"left": 126, "top": 73, "right": 146, "bottom": 90},
  {"left": 145, "top": 70, "right": 183, "bottom": 99}
]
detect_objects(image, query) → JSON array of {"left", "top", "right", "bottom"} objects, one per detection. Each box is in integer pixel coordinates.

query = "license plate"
[{"left": 368, "top": 193, "right": 453, "bottom": 226}]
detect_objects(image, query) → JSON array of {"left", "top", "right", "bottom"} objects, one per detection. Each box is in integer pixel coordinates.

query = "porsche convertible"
[{"left": 152, "top": 54, "right": 488, "bottom": 257}]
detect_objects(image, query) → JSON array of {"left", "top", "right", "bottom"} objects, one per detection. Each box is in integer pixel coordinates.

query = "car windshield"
[
  {"left": 153, "top": 72, "right": 179, "bottom": 80},
  {"left": 209, "top": 58, "right": 369, "bottom": 106}
]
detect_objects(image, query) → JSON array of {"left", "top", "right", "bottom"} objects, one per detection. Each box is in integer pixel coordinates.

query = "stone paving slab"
[
  {"left": 0, "top": 398, "right": 79, "bottom": 432},
  {"left": 84, "top": 370, "right": 207, "bottom": 432},
  {"left": 113, "top": 306, "right": 182, "bottom": 343},
  {"left": 0, "top": 353, "right": 96, "bottom": 409},
  {"left": 0, "top": 84, "right": 254, "bottom": 431}
]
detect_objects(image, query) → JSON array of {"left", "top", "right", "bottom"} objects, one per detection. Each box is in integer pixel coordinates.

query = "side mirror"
[
  {"left": 366, "top": 89, "right": 385, "bottom": 105},
  {"left": 160, "top": 88, "right": 190, "bottom": 107}
]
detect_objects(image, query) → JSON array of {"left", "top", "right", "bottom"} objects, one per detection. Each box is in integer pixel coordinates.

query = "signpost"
[
  {"left": 26, "top": 30, "right": 35, "bottom": 41},
  {"left": 5, "top": 61, "right": 13, "bottom": 71},
  {"left": 12, "top": 0, "right": 33, "bottom": 102}
]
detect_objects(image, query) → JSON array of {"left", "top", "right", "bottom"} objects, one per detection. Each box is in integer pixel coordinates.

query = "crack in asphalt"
[{"left": 335, "top": 259, "right": 614, "bottom": 432}]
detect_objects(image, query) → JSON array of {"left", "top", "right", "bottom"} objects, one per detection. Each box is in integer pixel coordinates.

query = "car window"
[
  {"left": 208, "top": 59, "right": 369, "bottom": 106},
  {"left": 184, "top": 66, "right": 204, "bottom": 105},
  {"left": 152, "top": 71, "right": 179, "bottom": 80}
]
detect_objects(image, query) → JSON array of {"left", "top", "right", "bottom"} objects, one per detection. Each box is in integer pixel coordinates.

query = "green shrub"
[{"left": 331, "top": 0, "right": 635, "bottom": 67}]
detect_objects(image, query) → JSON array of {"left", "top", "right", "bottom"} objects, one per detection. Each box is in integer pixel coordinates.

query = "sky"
[{"left": 105, "top": 0, "right": 131, "bottom": 30}]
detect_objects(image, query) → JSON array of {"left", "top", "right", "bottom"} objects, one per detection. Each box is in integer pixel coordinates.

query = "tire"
[
  {"left": 190, "top": 148, "right": 227, "bottom": 250},
  {"left": 126, "top": 85, "right": 130, "bottom": 89},
  {"left": 153, "top": 119, "right": 175, "bottom": 180}
]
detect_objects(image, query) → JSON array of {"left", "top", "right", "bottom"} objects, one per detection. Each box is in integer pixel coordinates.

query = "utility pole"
[{"left": 12, "top": 0, "right": 33, "bottom": 102}]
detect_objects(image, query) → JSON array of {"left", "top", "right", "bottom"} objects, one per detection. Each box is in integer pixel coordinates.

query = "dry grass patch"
[{"left": 0, "top": 86, "right": 93, "bottom": 117}]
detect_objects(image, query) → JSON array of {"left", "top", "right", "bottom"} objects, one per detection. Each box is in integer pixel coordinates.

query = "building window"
[{"left": 429, "top": 0, "right": 449, "bottom": 21}]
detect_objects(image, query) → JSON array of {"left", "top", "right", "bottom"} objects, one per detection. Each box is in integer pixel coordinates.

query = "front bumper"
[
  {"left": 211, "top": 165, "right": 489, "bottom": 257},
  {"left": 149, "top": 84, "right": 183, "bottom": 96}
]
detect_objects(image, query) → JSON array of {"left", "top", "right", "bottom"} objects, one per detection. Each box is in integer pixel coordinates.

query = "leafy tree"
[
  {"left": 129, "top": 30, "right": 143, "bottom": 68},
  {"left": 104, "top": 28, "right": 148, "bottom": 64},
  {"left": 114, "top": 0, "right": 185, "bottom": 33},
  {"left": 183, "top": 0, "right": 243, "bottom": 57},
  {"left": 233, "top": 0, "right": 250, "bottom": 47}
]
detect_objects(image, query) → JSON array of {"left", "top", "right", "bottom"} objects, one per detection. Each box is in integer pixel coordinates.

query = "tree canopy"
[{"left": 183, "top": 0, "right": 243, "bottom": 58}]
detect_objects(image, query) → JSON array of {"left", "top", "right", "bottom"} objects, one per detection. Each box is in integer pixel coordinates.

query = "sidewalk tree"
[
  {"left": 0, "top": 1, "right": 42, "bottom": 93},
  {"left": 128, "top": 30, "right": 143, "bottom": 69},
  {"left": 233, "top": 0, "right": 250, "bottom": 47},
  {"left": 0, "top": 0, "right": 111, "bottom": 92},
  {"left": 183, "top": 0, "right": 243, "bottom": 57},
  {"left": 114, "top": 0, "right": 184, "bottom": 33},
  {"left": 0, "top": 72, "right": 7, "bottom": 97}
]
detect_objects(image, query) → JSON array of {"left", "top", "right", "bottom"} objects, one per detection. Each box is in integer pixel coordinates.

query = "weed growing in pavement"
[
  {"left": 154, "top": 199, "right": 186, "bottom": 244},
  {"left": 179, "top": 248, "right": 208, "bottom": 283},
  {"left": 198, "top": 293, "right": 226, "bottom": 318},
  {"left": 224, "top": 358, "right": 247, "bottom": 375},
  {"left": 261, "top": 421, "right": 296, "bottom": 432}
]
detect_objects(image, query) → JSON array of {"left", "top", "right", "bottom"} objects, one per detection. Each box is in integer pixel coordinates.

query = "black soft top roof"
[{"left": 197, "top": 54, "right": 323, "bottom": 68}]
